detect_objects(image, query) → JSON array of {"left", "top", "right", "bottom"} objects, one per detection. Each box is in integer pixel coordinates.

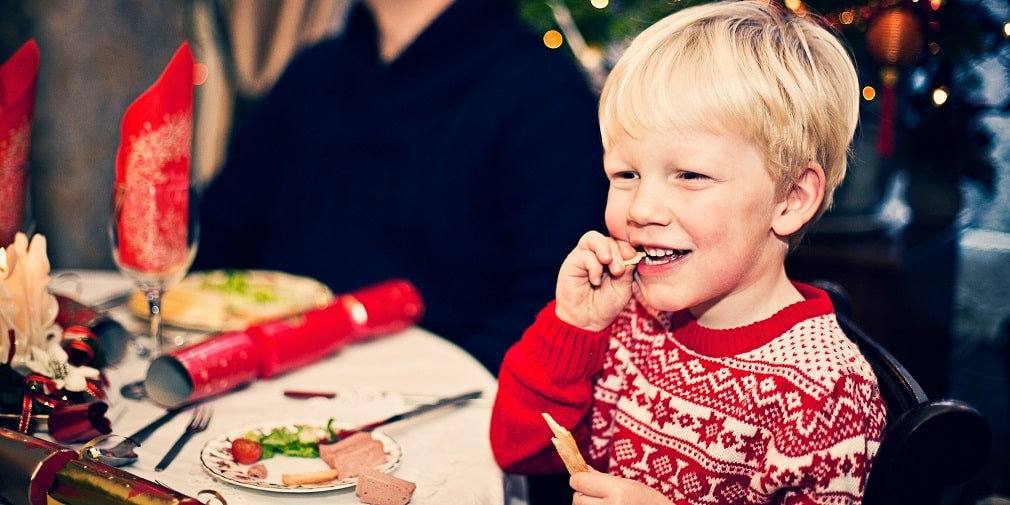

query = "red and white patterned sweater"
[{"left": 490, "top": 283, "right": 886, "bottom": 504}]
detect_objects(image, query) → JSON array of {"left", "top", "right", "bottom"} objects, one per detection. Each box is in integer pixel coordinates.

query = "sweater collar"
[{"left": 641, "top": 282, "right": 836, "bottom": 357}]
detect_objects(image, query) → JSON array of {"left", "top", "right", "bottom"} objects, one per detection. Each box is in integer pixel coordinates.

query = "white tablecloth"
[{"left": 46, "top": 270, "right": 525, "bottom": 505}]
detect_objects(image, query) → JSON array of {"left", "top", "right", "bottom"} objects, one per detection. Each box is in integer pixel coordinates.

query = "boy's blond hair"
[{"left": 599, "top": 0, "right": 859, "bottom": 243}]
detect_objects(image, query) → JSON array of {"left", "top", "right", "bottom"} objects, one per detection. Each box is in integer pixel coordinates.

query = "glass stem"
[{"left": 146, "top": 289, "right": 164, "bottom": 358}]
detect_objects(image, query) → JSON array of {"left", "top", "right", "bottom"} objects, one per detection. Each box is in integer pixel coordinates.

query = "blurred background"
[{"left": 1, "top": 0, "right": 1008, "bottom": 502}]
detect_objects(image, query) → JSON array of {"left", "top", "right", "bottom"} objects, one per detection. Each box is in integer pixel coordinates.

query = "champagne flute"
[{"left": 109, "top": 180, "right": 198, "bottom": 359}]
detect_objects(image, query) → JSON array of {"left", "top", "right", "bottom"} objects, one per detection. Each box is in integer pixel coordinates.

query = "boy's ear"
[{"left": 772, "top": 161, "right": 825, "bottom": 237}]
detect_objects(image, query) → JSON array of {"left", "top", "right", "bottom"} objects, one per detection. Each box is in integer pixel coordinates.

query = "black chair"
[{"left": 811, "top": 280, "right": 992, "bottom": 505}]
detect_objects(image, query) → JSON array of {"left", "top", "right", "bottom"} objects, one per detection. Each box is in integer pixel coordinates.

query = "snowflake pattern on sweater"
[{"left": 588, "top": 290, "right": 886, "bottom": 504}]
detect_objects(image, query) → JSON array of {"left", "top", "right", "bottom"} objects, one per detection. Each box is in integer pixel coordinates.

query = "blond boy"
[{"left": 491, "top": 2, "right": 886, "bottom": 503}]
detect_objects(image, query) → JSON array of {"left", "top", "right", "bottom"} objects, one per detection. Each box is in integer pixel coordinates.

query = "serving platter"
[{"left": 128, "top": 270, "right": 333, "bottom": 331}]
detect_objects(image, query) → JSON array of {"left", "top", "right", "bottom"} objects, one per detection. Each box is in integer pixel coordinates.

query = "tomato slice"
[{"left": 231, "top": 438, "right": 264, "bottom": 464}]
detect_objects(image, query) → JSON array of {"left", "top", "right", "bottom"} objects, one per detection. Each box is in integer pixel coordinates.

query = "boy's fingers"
[{"left": 570, "top": 471, "right": 607, "bottom": 499}]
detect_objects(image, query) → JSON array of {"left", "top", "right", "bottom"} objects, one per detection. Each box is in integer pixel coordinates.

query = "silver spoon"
[
  {"left": 89, "top": 403, "right": 194, "bottom": 466},
  {"left": 86, "top": 435, "right": 141, "bottom": 467}
]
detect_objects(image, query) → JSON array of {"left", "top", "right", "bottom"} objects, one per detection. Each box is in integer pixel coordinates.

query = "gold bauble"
[{"left": 866, "top": 9, "right": 923, "bottom": 67}]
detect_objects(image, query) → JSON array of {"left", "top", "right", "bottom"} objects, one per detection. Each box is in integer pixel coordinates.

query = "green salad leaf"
[
  {"left": 203, "top": 270, "right": 280, "bottom": 303},
  {"left": 244, "top": 420, "right": 336, "bottom": 459}
]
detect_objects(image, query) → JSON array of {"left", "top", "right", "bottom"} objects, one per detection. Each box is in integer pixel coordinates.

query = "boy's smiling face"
[{"left": 603, "top": 126, "right": 794, "bottom": 328}]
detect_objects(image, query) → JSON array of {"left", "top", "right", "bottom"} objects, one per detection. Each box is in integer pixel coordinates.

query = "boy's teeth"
[
  {"left": 640, "top": 247, "right": 688, "bottom": 265},
  {"left": 645, "top": 248, "right": 677, "bottom": 257}
]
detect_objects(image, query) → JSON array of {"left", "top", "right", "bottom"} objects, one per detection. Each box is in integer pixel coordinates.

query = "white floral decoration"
[
  {"left": 0, "top": 232, "right": 60, "bottom": 366},
  {"left": 23, "top": 343, "right": 99, "bottom": 392}
]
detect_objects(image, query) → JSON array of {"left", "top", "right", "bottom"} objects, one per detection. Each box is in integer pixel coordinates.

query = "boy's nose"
[{"left": 627, "top": 184, "right": 671, "bottom": 225}]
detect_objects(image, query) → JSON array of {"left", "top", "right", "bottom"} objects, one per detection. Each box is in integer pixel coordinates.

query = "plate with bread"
[
  {"left": 128, "top": 270, "right": 333, "bottom": 332},
  {"left": 200, "top": 419, "right": 403, "bottom": 493}
]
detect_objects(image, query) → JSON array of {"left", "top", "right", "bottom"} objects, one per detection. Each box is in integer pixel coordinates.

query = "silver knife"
[{"left": 333, "top": 389, "right": 482, "bottom": 439}]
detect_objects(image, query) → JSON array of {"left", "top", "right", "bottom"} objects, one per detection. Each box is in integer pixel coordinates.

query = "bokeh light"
[
  {"left": 543, "top": 30, "right": 563, "bottom": 49},
  {"left": 862, "top": 86, "right": 877, "bottom": 101},
  {"left": 931, "top": 86, "right": 949, "bottom": 106},
  {"left": 193, "top": 62, "right": 208, "bottom": 86}
]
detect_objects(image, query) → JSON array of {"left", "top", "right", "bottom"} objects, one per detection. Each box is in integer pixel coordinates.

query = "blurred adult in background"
[{"left": 194, "top": 0, "right": 607, "bottom": 374}]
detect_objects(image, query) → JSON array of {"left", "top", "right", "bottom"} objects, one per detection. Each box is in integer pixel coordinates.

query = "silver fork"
[{"left": 154, "top": 407, "right": 212, "bottom": 472}]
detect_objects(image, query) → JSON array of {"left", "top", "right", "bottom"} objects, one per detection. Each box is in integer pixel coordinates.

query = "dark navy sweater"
[{"left": 195, "top": 0, "right": 607, "bottom": 374}]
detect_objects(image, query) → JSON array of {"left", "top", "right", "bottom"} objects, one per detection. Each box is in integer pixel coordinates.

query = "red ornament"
[{"left": 865, "top": 8, "right": 923, "bottom": 158}]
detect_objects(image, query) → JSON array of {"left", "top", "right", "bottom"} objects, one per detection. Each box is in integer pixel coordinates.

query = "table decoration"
[
  {"left": 54, "top": 293, "right": 130, "bottom": 366},
  {"left": 0, "top": 233, "right": 112, "bottom": 442},
  {"left": 0, "top": 426, "right": 77, "bottom": 505},
  {"left": 0, "top": 427, "right": 225, "bottom": 505},
  {"left": 48, "top": 456, "right": 210, "bottom": 505},
  {"left": 0, "top": 38, "right": 39, "bottom": 247},
  {"left": 145, "top": 279, "right": 424, "bottom": 408}
]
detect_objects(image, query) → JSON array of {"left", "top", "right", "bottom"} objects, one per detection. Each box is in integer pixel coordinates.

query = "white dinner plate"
[
  {"left": 128, "top": 270, "right": 333, "bottom": 331},
  {"left": 200, "top": 420, "right": 402, "bottom": 493}
]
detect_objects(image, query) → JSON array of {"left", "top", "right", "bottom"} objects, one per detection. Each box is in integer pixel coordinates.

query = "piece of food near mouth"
[{"left": 622, "top": 251, "right": 647, "bottom": 266}]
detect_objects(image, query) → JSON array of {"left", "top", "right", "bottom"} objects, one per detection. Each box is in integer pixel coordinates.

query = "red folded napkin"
[
  {"left": 0, "top": 39, "right": 40, "bottom": 247},
  {"left": 112, "top": 42, "right": 194, "bottom": 272}
]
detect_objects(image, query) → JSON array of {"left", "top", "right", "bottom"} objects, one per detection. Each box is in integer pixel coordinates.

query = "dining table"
[{"left": 40, "top": 269, "right": 527, "bottom": 505}]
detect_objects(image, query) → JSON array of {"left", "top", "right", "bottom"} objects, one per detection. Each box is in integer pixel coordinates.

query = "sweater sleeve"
[{"left": 489, "top": 301, "right": 610, "bottom": 474}]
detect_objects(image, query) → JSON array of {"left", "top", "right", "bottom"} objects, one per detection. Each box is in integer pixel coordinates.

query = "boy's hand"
[
  {"left": 570, "top": 469, "right": 672, "bottom": 505},
  {"left": 555, "top": 231, "right": 639, "bottom": 331}
]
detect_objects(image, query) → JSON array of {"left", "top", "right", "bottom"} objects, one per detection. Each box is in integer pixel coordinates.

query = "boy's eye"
[
  {"left": 612, "top": 171, "right": 638, "bottom": 180},
  {"left": 679, "top": 171, "right": 708, "bottom": 180}
]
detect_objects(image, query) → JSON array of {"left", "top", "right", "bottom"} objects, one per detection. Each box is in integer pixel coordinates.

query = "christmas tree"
[{"left": 520, "top": 0, "right": 1009, "bottom": 202}]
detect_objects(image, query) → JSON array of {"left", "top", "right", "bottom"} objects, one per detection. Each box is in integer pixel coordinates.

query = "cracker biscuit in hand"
[
  {"left": 623, "top": 251, "right": 647, "bottom": 266},
  {"left": 542, "top": 412, "right": 589, "bottom": 474}
]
